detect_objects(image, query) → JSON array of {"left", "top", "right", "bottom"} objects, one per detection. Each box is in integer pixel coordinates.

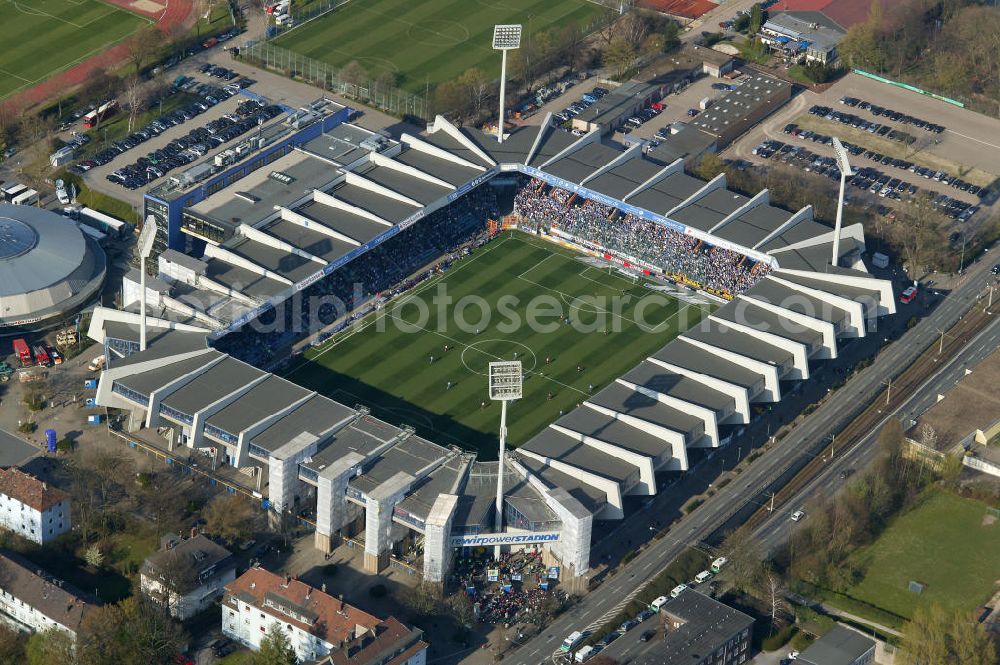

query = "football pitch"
[
  {"left": 284, "top": 233, "right": 713, "bottom": 457},
  {"left": 274, "top": 0, "right": 604, "bottom": 93},
  {"left": 0, "top": 0, "right": 148, "bottom": 99}
]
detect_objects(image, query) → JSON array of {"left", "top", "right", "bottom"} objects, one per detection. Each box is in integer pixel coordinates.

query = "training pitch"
[
  {"left": 284, "top": 232, "right": 713, "bottom": 457},
  {"left": 0, "top": 0, "right": 148, "bottom": 99},
  {"left": 274, "top": 0, "right": 603, "bottom": 93}
]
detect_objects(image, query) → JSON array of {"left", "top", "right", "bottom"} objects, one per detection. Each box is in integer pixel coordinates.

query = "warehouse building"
[{"left": 688, "top": 73, "right": 792, "bottom": 147}]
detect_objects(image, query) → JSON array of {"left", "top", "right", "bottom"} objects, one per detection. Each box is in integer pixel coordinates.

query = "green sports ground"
[
  {"left": 0, "top": 0, "right": 148, "bottom": 99},
  {"left": 274, "top": 0, "right": 604, "bottom": 93},
  {"left": 283, "top": 233, "right": 712, "bottom": 457}
]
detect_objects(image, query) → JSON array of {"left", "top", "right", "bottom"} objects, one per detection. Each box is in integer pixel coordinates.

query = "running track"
[{"left": 5, "top": 0, "right": 194, "bottom": 112}]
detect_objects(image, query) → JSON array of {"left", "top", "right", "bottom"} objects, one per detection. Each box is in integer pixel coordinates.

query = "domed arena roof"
[{"left": 0, "top": 205, "right": 107, "bottom": 329}]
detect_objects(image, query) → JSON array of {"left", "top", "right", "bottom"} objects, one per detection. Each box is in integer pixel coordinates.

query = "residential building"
[
  {"left": 140, "top": 532, "right": 236, "bottom": 619},
  {"left": 633, "top": 589, "right": 753, "bottom": 665},
  {"left": 309, "top": 616, "right": 427, "bottom": 665},
  {"left": 223, "top": 567, "right": 425, "bottom": 664},
  {"left": 0, "top": 467, "right": 70, "bottom": 544},
  {"left": 0, "top": 549, "right": 93, "bottom": 639},
  {"left": 797, "top": 625, "right": 875, "bottom": 665}
]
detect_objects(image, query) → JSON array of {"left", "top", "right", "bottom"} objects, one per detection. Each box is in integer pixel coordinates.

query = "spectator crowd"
[
  {"left": 513, "top": 178, "right": 769, "bottom": 296},
  {"left": 451, "top": 550, "right": 566, "bottom": 627}
]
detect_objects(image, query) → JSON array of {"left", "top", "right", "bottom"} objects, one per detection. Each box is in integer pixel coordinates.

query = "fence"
[{"left": 237, "top": 39, "right": 429, "bottom": 120}]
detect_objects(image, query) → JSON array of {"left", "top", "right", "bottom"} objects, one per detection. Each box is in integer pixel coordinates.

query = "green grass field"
[
  {"left": 284, "top": 233, "right": 711, "bottom": 457},
  {"left": 841, "top": 491, "right": 1000, "bottom": 619},
  {"left": 0, "top": 0, "right": 148, "bottom": 99},
  {"left": 274, "top": 0, "right": 604, "bottom": 93}
]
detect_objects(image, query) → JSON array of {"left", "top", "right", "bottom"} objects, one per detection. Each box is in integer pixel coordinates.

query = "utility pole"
[
  {"left": 884, "top": 377, "right": 892, "bottom": 406},
  {"left": 768, "top": 492, "right": 775, "bottom": 512}
]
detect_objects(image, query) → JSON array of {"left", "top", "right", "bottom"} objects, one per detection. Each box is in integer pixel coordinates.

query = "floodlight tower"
[
  {"left": 137, "top": 218, "right": 158, "bottom": 352},
  {"left": 831, "top": 137, "right": 854, "bottom": 268},
  {"left": 492, "top": 24, "right": 522, "bottom": 145},
  {"left": 488, "top": 361, "right": 522, "bottom": 559}
]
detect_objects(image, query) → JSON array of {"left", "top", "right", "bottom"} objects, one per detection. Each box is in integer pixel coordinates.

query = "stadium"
[
  {"left": 89, "top": 95, "right": 894, "bottom": 589},
  {"left": 0, "top": 204, "right": 106, "bottom": 330}
]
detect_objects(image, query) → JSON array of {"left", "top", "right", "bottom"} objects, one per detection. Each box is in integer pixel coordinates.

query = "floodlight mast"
[
  {"left": 138, "top": 218, "right": 158, "bottom": 352},
  {"left": 831, "top": 138, "right": 853, "bottom": 268},
  {"left": 492, "top": 24, "right": 522, "bottom": 145},
  {"left": 488, "top": 361, "right": 522, "bottom": 559}
]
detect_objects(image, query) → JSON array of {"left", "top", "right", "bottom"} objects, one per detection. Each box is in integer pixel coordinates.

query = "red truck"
[
  {"left": 12, "top": 339, "right": 32, "bottom": 367},
  {"left": 33, "top": 345, "right": 51, "bottom": 367}
]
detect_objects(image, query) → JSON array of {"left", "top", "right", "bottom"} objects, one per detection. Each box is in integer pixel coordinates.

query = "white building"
[
  {"left": 0, "top": 549, "right": 93, "bottom": 639},
  {"left": 0, "top": 467, "right": 70, "bottom": 544},
  {"left": 223, "top": 568, "right": 427, "bottom": 665},
  {"left": 140, "top": 532, "right": 236, "bottom": 620}
]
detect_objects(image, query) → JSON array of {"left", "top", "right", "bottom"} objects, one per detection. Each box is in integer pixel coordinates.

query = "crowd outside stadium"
[{"left": 451, "top": 550, "right": 567, "bottom": 627}]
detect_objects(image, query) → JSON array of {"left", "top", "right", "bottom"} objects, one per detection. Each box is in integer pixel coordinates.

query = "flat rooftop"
[{"left": 520, "top": 427, "right": 638, "bottom": 486}]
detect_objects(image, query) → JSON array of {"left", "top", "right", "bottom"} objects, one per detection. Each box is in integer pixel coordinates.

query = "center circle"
[
  {"left": 405, "top": 19, "right": 469, "bottom": 47},
  {"left": 460, "top": 339, "right": 538, "bottom": 376},
  {"left": 0, "top": 218, "right": 38, "bottom": 260}
]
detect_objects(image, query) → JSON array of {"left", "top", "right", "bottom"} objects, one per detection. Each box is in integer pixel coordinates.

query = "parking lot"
[{"left": 727, "top": 72, "right": 1000, "bottom": 183}]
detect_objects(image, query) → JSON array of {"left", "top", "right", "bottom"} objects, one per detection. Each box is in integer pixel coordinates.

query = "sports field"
[
  {"left": 0, "top": 0, "right": 148, "bottom": 99},
  {"left": 284, "top": 233, "right": 712, "bottom": 457},
  {"left": 274, "top": 0, "right": 605, "bottom": 93},
  {"left": 842, "top": 491, "right": 1000, "bottom": 619}
]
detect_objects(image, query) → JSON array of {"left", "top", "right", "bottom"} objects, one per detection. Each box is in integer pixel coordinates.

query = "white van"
[
  {"left": 711, "top": 557, "right": 728, "bottom": 573},
  {"left": 669, "top": 584, "right": 688, "bottom": 599},
  {"left": 694, "top": 570, "right": 713, "bottom": 585},
  {"left": 651, "top": 595, "right": 669, "bottom": 612},
  {"left": 275, "top": 12, "right": 290, "bottom": 25},
  {"left": 575, "top": 646, "right": 595, "bottom": 663}
]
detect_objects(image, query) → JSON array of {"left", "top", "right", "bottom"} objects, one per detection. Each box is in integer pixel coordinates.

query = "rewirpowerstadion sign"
[{"left": 449, "top": 532, "right": 561, "bottom": 548}]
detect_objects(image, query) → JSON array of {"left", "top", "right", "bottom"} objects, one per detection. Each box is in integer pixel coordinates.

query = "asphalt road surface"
[{"left": 500, "top": 259, "right": 1000, "bottom": 665}]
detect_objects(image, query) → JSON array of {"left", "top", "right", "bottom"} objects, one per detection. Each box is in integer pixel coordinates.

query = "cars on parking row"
[
  {"left": 69, "top": 76, "right": 256, "bottom": 175},
  {"left": 106, "top": 99, "right": 283, "bottom": 190},
  {"left": 809, "top": 105, "right": 917, "bottom": 144},
  {"left": 838, "top": 96, "right": 945, "bottom": 133},
  {"left": 553, "top": 86, "right": 609, "bottom": 124}
]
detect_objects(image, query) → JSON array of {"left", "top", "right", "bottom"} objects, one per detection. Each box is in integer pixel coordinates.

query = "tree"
[
  {"left": 762, "top": 568, "right": 788, "bottom": 634},
  {"left": 458, "top": 68, "right": 490, "bottom": 120},
  {"left": 25, "top": 628, "right": 75, "bottom": 665},
  {"left": 202, "top": 493, "right": 255, "bottom": 545},
  {"left": 78, "top": 597, "right": 186, "bottom": 665},
  {"left": 662, "top": 20, "right": 680, "bottom": 51},
  {"left": 400, "top": 582, "right": 443, "bottom": 616},
  {"left": 340, "top": 61, "right": 368, "bottom": 90},
  {"left": 125, "top": 25, "right": 165, "bottom": 76},
  {"left": 749, "top": 3, "right": 763, "bottom": 34},
  {"left": 691, "top": 153, "right": 729, "bottom": 181},
  {"left": 137, "top": 468, "right": 188, "bottom": 539},
  {"left": 123, "top": 75, "right": 146, "bottom": 134},
  {"left": 0, "top": 624, "right": 26, "bottom": 665},
  {"left": 448, "top": 592, "right": 475, "bottom": 627},
  {"left": 604, "top": 37, "right": 637, "bottom": 80},
  {"left": 252, "top": 624, "right": 297, "bottom": 665},
  {"left": 900, "top": 603, "right": 996, "bottom": 665},
  {"left": 84, "top": 545, "right": 104, "bottom": 568},
  {"left": 720, "top": 525, "right": 765, "bottom": 594}
]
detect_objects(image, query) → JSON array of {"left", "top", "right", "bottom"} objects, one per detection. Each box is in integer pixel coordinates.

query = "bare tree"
[
  {"left": 123, "top": 75, "right": 146, "bottom": 134},
  {"left": 459, "top": 68, "right": 490, "bottom": 120},
  {"left": 763, "top": 569, "right": 788, "bottom": 633},
  {"left": 202, "top": 494, "right": 255, "bottom": 545},
  {"left": 125, "top": 25, "right": 165, "bottom": 76},
  {"left": 340, "top": 61, "right": 368, "bottom": 91}
]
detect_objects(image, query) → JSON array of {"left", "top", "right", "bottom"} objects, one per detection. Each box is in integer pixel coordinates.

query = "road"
[{"left": 501, "top": 258, "right": 999, "bottom": 665}]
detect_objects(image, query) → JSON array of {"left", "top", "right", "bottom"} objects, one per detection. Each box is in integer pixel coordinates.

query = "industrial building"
[
  {"left": 89, "top": 97, "right": 894, "bottom": 587},
  {"left": 0, "top": 204, "right": 106, "bottom": 329},
  {"left": 796, "top": 625, "right": 876, "bottom": 665},
  {"left": 688, "top": 74, "right": 792, "bottom": 147}
]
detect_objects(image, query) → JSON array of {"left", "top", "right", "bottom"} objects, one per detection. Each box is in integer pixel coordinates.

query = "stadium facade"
[
  {"left": 0, "top": 204, "right": 106, "bottom": 330},
  {"left": 91, "top": 100, "right": 895, "bottom": 587}
]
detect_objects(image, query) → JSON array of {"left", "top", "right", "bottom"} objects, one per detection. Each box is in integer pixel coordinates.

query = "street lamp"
[
  {"left": 831, "top": 137, "right": 854, "bottom": 268},
  {"left": 489, "top": 360, "right": 522, "bottom": 559},
  {"left": 492, "top": 24, "right": 522, "bottom": 145}
]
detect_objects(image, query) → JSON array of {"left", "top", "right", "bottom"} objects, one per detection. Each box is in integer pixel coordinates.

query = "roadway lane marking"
[{"left": 945, "top": 128, "right": 1000, "bottom": 151}]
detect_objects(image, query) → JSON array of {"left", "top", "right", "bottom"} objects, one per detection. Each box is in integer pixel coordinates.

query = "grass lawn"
[
  {"left": 0, "top": 0, "right": 149, "bottom": 99},
  {"left": 841, "top": 490, "right": 1000, "bottom": 619},
  {"left": 283, "top": 232, "right": 711, "bottom": 457},
  {"left": 274, "top": 0, "right": 603, "bottom": 93}
]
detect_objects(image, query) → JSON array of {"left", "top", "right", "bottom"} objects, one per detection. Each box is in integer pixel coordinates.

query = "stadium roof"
[{"left": 0, "top": 205, "right": 106, "bottom": 327}]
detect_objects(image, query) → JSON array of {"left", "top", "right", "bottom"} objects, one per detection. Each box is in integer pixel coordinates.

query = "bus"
[
  {"left": 83, "top": 100, "right": 116, "bottom": 129},
  {"left": 79, "top": 206, "right": 131, "bottom": 239},
  {"left": 11, "top": 188, "right": 38, "bottom": 206},
  {"left": 1, "top": 182, "right": 26, "bottom": 202},
  {"left": 560, "top": 632, "right": 584, "bottom": 652}
]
